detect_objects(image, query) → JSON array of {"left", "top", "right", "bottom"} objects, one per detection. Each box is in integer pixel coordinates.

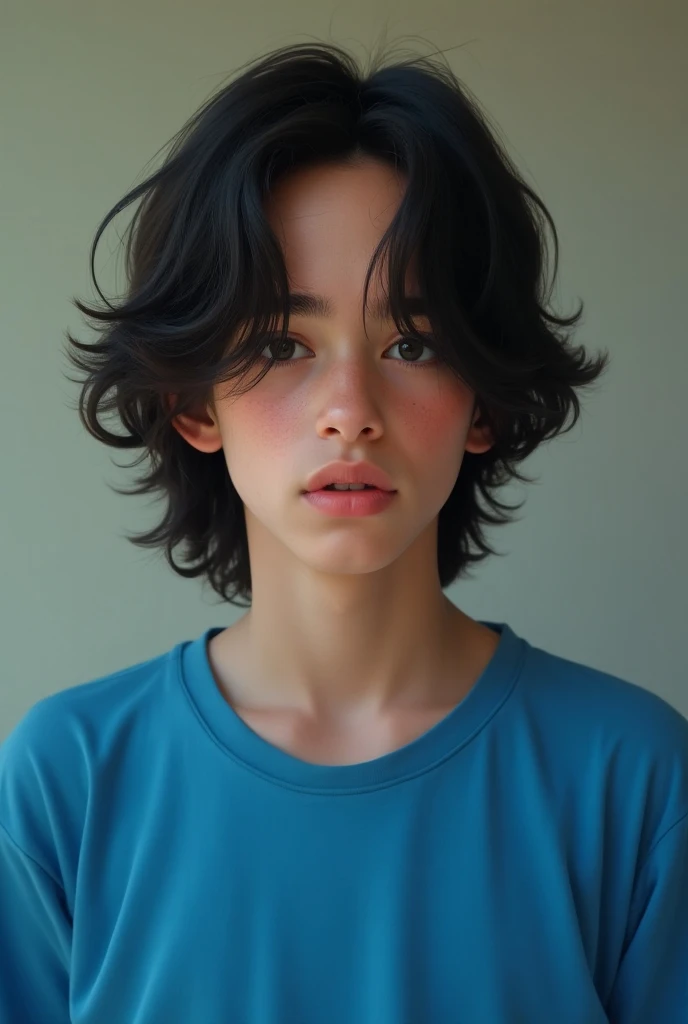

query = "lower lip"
[{"left": 302, "top": 488, "right": 397, "bottom": 516}]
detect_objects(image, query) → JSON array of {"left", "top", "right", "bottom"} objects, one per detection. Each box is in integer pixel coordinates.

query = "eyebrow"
[{"left": 280, "top": 293, "right": 428, "bottom": 321}]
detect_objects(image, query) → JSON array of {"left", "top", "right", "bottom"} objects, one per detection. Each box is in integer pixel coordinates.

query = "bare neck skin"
[{"left": 207, "top": 509, "right": 499, "bottom": 725}]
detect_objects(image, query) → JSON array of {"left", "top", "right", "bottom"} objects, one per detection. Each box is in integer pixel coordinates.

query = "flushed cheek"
[
  {"left": 396, "top": 392, "right": 472, "bottom": 485},
  {"left": 223, "top": 393, "right": 300, "bottom": 493}
]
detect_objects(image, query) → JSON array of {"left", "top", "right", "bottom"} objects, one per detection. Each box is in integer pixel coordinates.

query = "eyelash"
[{"left": 260, "top": 336, "right": 438, "bottom": 370}]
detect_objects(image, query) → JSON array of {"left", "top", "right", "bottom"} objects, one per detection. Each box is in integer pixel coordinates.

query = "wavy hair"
[{"left": 63, "top": 38, "right": 610, "bottom": 607}]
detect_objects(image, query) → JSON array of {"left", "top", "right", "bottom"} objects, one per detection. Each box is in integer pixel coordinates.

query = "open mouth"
[{"left": 322, "top": 484, "right": 379, "bottom": 491}]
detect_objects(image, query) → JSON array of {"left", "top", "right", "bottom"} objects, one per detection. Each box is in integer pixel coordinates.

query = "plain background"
[{"left": 2, "top": 1, "right": 686, "bottom": 741}]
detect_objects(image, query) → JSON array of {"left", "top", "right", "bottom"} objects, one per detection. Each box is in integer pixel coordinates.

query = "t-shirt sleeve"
[
  {"left": 606, "top": 812, "right": 688, "bottom": 1022},
  {"left": 0, "top": 820, "right": 72, "bottom": 1022}
]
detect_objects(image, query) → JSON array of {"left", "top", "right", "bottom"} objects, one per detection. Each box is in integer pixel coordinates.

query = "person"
[{"left": 1, "top": 38, "right": 686, "bottom": 1024}]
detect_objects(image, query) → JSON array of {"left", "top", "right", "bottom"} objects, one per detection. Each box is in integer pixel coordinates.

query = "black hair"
[{"left": 63, "top": 37, "right": 609, "bottom": 608}]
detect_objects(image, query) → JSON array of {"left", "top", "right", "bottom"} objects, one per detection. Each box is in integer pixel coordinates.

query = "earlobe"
[
  {"left": 465, "top": 405, "right": 493, "bottom": 455},
  {"left": 166, "top": 394, "right": 224, "bottom": 454},
  {"left": 465, "top": 430, "right": 493, "bottom": 455}
]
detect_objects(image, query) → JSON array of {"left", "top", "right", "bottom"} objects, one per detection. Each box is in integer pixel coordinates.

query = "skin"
[{"left": 170, "top": 155, "right": 499, "bottom": 765}]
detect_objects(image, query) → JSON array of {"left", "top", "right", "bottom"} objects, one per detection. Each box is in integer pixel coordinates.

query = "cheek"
[
  {"left": 396, "top": 387, "right": 473, "bottom": 469},
  {"left": 225, "top": 392, "right": 298, "bottom": 473}
]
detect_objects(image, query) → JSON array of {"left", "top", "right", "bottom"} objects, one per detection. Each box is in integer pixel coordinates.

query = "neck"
[{"left": 209, "top": 524, "right": 494, "bottom": 719}]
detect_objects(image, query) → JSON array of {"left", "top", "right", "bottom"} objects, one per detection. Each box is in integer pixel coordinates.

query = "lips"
[
  {"left": 303, "top": 486, "right": 397, "bottom": 516},
  {"left": 304, "top": 461, "right": 395, "bottom": 493}
]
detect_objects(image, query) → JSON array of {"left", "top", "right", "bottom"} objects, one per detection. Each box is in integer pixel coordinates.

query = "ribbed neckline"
[{"left": 176, "top": 621, "right": 527, "bottom": 793}]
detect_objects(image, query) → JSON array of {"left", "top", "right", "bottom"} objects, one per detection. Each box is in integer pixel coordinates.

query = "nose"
[{"left": 313, "top": 355, "right": 385, "bottom": 442}]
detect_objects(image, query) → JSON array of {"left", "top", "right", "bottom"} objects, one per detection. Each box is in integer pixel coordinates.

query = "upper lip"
[{"left": 303, "top": 461, "right": 396, "bottom": 493}]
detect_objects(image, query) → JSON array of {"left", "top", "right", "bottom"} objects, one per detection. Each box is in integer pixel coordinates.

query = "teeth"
[{"left": 326, "top": 483, "right": 369, "bottom": 491}]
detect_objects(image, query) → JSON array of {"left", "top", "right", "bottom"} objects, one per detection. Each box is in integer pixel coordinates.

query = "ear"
[
  {"left": 464, "top": 402, "right": 494, "bottom": 455},
  {"left": 166, "top": 394, "right": 224, "bottom": 454}
]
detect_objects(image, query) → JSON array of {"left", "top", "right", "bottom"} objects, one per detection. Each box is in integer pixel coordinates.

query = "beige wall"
[{"left": 2, "top": 1, "right": 686, "bottom": 738}]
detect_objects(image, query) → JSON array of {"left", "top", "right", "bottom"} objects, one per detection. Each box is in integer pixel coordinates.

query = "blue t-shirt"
[{"left": 1, "top": 621, "right": 687, "bottom": 1023}]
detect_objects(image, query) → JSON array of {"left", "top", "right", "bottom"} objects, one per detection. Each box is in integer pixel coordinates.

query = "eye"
[
  {"left": 385, "top": 336, "right": 438, "bottom": 367},
  {"left": 260, "top": 336, "right": 311, "bottom": 366},
  {"left": 260, "top": 335, "right": 438, "bottom": 369}
]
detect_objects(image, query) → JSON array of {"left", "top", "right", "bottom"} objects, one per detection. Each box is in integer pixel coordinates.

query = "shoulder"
[
  {"left": 0, "top": 639, "right": 181, "bottom": 873},
  {"left": 522, "top": 635, "right": 686, "bottom": 726},
  {"left": 521, "top": 636, "right": 688, "bottom": 751},
  {"left": 1, "top": 639, "right": 176, "bottom": 763},
  {"left": 515, "top": 634, "right": 688, "bottom": 848}
]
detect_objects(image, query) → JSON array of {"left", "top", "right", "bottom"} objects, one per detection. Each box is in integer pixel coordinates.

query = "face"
[{"left": 172, "top": 156, "right": 492, "bottom": 578}]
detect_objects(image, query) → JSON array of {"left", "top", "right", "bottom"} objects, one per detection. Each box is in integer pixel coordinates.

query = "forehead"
[
  {"left": 265, "top": 161, "right": 407, "bottom": 259},
  {"left": 265, "top": 157, "right": 406, "bottom": 226},
  {"left": 261, "top": 160, "right": 426, "bottom": 323},
  {"left": 266, "top": 291, "right": 429, "bottom": 321}
]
